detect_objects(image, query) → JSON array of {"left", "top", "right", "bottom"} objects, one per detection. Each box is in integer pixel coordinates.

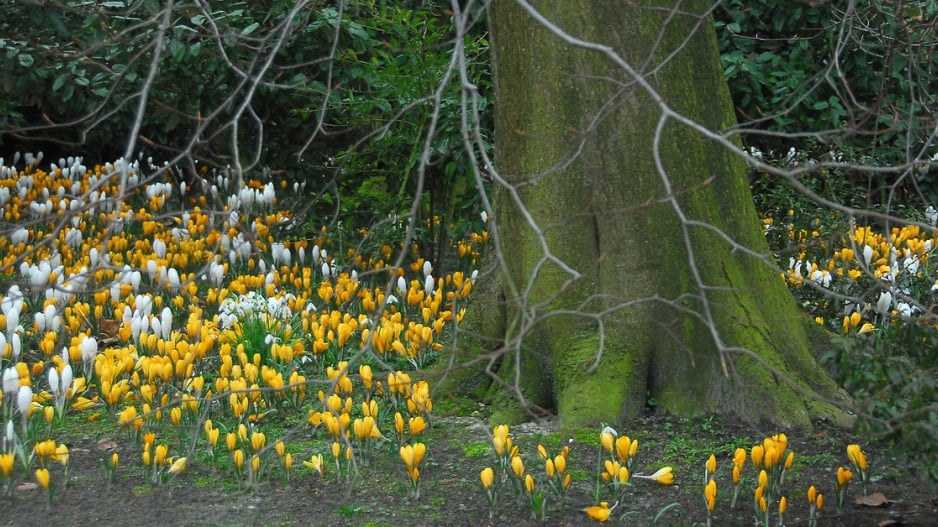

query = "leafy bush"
[
  {"left": 753, "top": 146, "right": 938, "bottom": 480},
  {"left": 715, "top": 1, "right": 938, "bottom": 171}
]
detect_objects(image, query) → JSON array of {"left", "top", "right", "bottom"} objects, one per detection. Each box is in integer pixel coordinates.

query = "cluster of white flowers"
[
  {"left": 788, "top": 258, "right": 832, "bottom": 288},
  {"left": 217, "top": 291, "right": 304, "bottom": 329}
]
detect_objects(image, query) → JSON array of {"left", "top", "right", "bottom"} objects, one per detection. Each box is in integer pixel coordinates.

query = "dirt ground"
[{"left": 2, "top": 413, "right": 936, "bottom": 527}]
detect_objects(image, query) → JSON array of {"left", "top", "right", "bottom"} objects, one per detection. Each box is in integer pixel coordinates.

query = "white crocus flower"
[
  {"left": 160, "top": 307, "right": 173, "bottom": 341},
  {"left": 2, "top": 367, "right": 18, "bottom": 396},
  {"left": 10, "top": 332, "right": 20, "bottom": 362},
  {"left": 875, "top": 291, "right": 893, "bottom": 315},
  {"left": 896, "top": 302, "right": 913, "bottom": 318},
  {"left": 80, "top": 334, "right": 98, "bottom": 375},
  {"left": 926, "top": 206, "right": 938, "bottom": 225},
  {"left": 17, "top": 385, "right": 32, "bottom": 421}
]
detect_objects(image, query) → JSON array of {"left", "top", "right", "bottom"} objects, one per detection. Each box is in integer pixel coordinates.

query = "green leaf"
[
  {"left": 170, "top": 41, "right": 185, "bottom": 63},
  {"left": 17, "top": 53, "right": 33, "bottom": 68},
  {"left": 241, "top": 22, "right": 260, "bottom": 36},
  {"left": 53, "top": 73, "right": 67, "bottom": 92}
]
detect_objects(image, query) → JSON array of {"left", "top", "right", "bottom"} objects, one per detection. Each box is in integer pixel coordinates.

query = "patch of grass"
[
  {"left": 460, "top": 442, "right": 489, "bottom": 458},
  {"left": 335, "top": 504, "right": 366, "bottom": 516},
  {"left": 659, "top": 434, "right": 724, "bottom": 468},
  {"left": 573, "top": 428, "right": 600, "bottom": 446},
  {"left": 793, "top": 450, "right": 837, "bottom": 470},
  {"left": 131, "top": 484, "right": 154, "bottom": 496}
]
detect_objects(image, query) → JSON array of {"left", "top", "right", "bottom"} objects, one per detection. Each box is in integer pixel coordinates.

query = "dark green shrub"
[{"left": 715, "top": 0, "right": 938, "bottom": 172}]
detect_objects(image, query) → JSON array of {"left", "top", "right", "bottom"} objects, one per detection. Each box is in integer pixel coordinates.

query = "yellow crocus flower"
[
  {"left": 584, "top": 501, "right": 613, "bottom": 522},
  {"left": 837, "top": 466, "right": 853, "bottom": 488},
  {"left": 303, "top": 454, "right": 324, "bottom": 475},
  {"left": 0, "top": 453, "right": 14, "bottom": 477},
  {"left": 480, "top": 467, "right": 494, "bottom": 490},
  {"left": 537, "top": 444, "right": 548, "bottom": 460},
  {"left": 751, "top": 445, "right": 764, "bottom": 468},
  {"left": 54, "top": 443, "right": 69, "bottom": 466},
  {"left": 615, "top": 436, "right": 633, "bottom": 462},
  {"left": 394, "top": 412, "right": 405, "bottom": 436},
  {"left": 846, "top": 444, "right": 867, "bottom": 472},
  {"left": 553, "top": 454, "right": 566, "bottom": 475},
  {"left": 250, "top": 431, "right": 266, "bottom": 452},
  {"left": 706, "top": 454, "right": 716, "bottom": 476},
  {"left": 409, "top": 416, "right": 427, "bottom": 436},
  {"left": 232, "top": 449, "right": 244, "bottom": 472},
  {"left": 413, "top": 442, "right": 426, "bottom": 467},
  {"left": 600, "top": 430, "right": 615, "bottom": 455},
  {"left": 35, "top": 468, "right": 50, "bottom": 489},
  {"left": 511, "top": 455, "right": 524, "bottom": 479},
  {"left": 705, "top": 479, "right": 717, "bottom": 511},
  {"left": 642, "top": 466, "right": 674, "bottom": 485},
  {"left": 168, "top": 457, "right": 187, "bottom": 475},
  {"left": 400, "top": 444, "right": 415, "bottom": 470},
  {"left": 153, "top": 444, "right": 168, "bottom": 466},
  {"left": 524, "top": 473, "right": 535, "bottom": 494},
  {"left": 207, "top": 428, "right": 220, "bottom": 448}
]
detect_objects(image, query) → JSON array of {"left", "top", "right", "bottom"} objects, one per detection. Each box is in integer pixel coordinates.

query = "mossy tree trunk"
[{"left": 456, "top": 0, "right": 848, "bottom": 431}]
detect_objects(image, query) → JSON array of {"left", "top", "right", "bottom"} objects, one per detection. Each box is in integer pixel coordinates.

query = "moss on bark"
[{"left": 450, "top": 0, "right": 853, "bottom": 432}]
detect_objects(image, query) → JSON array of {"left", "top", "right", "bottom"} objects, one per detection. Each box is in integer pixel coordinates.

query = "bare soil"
[{"left": 2, "top": 413, "right": 936, "bottom": 527}]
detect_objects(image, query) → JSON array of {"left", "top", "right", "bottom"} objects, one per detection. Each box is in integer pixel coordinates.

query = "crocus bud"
[{"left": 17, "top": 385, "right": 33, "bottom": 416}]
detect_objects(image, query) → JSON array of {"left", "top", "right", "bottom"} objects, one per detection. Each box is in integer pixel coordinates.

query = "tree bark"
[{"left": 446, "top": 0, "right": 850, "bottom": 431}]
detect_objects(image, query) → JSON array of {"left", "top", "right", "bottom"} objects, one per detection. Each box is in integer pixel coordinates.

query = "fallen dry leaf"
[
  {"left": 96, "top": 438, "right": 118, "bottom": 452},
  {"left": 857, "top": 492, "right": 894, "bottom": 507}
]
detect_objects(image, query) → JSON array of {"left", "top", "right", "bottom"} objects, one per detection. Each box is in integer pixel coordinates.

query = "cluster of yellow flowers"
[
  {"left": 0, "top": 156, "right": 482, "bottom": 497},
  {"left": 479, "top": 424, "right": 674, "bottom": 523},
  {"left": 701, "top": 436, "right": 873, "bottom": 527},
  {"left": 775, "top": 211, "right": 938, "bottom": 335},
  {"left": 480, "top": 424, "right": 573, "bottom": 520}
]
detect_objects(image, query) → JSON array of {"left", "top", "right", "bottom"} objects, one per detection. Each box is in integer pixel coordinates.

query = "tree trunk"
[{"left": 451, "top": 0, "right": 850, "bottom": 431}]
